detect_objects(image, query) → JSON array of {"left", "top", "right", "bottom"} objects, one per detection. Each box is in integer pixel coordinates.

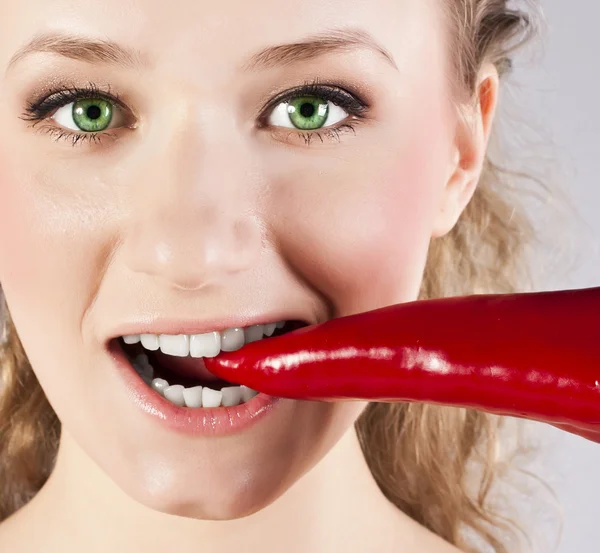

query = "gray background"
[{"left": 507, "top": 1, "right": 600, "bottom": 552}]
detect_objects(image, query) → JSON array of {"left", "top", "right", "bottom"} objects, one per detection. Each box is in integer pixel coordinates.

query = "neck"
[{"left": 7, "top": 425, "right": 414, "bottom": 553}]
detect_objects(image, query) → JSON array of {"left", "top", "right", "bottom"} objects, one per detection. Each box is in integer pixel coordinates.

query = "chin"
[
  {"left": 92, "top": 437, "right": 299, "bottom": 522},
  {"left": 125, "top": 467, "right": 287, "bottom": 521},
  {"left": 142, "top": 493, "right": 274, "bottom": 521}
]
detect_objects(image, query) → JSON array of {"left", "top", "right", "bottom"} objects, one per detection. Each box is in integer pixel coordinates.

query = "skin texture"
[{"left": 0, "top": 0, "right": 497, "bottom": 551}]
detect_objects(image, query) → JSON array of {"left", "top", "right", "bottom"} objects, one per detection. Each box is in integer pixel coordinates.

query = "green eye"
[
  {"left": 287, "top": 96, "right": 329, "bottom": 130},
  {"left": 268, "top": 93, "right": 349, "bottom": 131},
  {"left": 71, "top": 98, "right": 113, "bottom": 132}
]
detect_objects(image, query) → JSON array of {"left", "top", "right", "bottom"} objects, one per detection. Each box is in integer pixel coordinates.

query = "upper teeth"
[{"left": 122, "top": 321, "right": 286, "bottom": 357}]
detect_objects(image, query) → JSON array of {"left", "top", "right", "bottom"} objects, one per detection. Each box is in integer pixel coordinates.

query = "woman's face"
[{"left": 0, "top": 0, "right": 472, "bottom": 519}]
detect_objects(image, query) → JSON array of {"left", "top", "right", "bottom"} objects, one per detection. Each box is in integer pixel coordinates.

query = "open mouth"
[{"left": 111, "top": 320, "right": 307, "bottom": 409}]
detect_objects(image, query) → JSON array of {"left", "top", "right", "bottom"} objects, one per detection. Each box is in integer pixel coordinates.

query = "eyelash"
[
  {"left": 21, "top": 82, "right": 126, "bottom": 146},
  {"left": 258, "top": 80, "right": 369, "bottom": 144},
  {"left": 21, "top": 80, "right": 369, "bottom": 148}
]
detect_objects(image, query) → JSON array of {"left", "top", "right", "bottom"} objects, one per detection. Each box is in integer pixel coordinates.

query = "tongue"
[{"left": 152, "top": 350, "right": 220, "bottom": 382}]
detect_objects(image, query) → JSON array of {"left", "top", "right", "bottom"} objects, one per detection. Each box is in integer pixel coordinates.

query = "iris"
[
  {"left": 287, "top": 96, "right": 329, "bottom": 130},
  {"left": 72, "top": 98, "right": 113, "bottom": 132}
]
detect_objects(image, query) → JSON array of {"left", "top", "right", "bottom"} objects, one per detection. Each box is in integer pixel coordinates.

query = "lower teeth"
[{"left": 132, "top": 354, "right": 258, "bottom": 409}]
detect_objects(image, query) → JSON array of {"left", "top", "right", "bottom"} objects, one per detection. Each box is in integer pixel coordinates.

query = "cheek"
[
  {"left": 268, "top": 128, "right": 450, "bottom": 315},
  {"left": 0, "top": 142, "right": 116, "bottom": 384}
]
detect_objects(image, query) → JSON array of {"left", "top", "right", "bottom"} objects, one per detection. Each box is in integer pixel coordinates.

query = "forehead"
[{"left": 0, "top": 0, "right": 445, "bottom": 78}]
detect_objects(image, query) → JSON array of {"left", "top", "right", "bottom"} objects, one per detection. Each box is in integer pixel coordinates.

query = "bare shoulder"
[
  {"left": 0, "top": 518, "right": 18, "bottom": 551},
  {"left": 385, "top": 510, "right": 465, "bottom": 553},
  {"left": 429, "top": 540, "right": 465, "bottom": 553},
  {"left": 0, "top": 517, "right": 23, "bottom": 552},
  {"left": 0, "top": 510, "right": 40, "bottom": 553},
  {"left": 403, "top": 529, "right": 465, "bottom": 553},
  {"left": 408, "top": 530, "right": 465, "bottom": 553}
]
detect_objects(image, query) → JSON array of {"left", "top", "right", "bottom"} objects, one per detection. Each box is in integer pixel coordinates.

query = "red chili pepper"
[{"left": 204, "top": 287, "right": 600, "bottom": 442}]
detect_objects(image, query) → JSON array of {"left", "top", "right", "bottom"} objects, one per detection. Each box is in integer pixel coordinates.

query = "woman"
[{"left": 0, "top": 0, "right": 549, "bottom": 551}]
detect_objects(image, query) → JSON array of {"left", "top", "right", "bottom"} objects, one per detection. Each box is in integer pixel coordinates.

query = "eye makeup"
[
  {"left": 19, "top": 77, "right": 373, "bottom": 148},
  {"left": 19, "top": 82, "right": 133, "bottom": 147}
]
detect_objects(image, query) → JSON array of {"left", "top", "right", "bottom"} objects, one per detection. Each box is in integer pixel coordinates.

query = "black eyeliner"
[
  {"left": 21, "top": 82, "right": 123, "bottom": 122},
  {"left": 259, "top": 79, "right": 370, "bottom": 124}
]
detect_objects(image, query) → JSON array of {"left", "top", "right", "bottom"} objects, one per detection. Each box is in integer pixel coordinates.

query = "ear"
[{"left": 431, "top": 63, "right": 500, "bottom": 237}]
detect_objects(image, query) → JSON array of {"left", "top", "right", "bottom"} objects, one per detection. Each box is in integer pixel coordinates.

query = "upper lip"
[{"left": 106, "top": 313, "right": 314, "bottom": 344}]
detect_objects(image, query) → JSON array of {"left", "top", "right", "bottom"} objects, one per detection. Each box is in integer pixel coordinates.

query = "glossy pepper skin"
[{"left": 204, "top": 287, "right": 600, "bottom": 442}]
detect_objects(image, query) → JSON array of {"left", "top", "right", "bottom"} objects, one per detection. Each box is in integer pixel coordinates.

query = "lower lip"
[{"left": 109, "top": 340, "right": 281, "bottom": 437}]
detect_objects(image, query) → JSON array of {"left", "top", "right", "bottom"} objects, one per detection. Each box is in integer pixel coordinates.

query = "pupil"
[
  {"left": 300, "top": 103, "right": 315, "bottom": 118},
  {"left": 86, "top": 105, "right": 102, "bottom": 120}
]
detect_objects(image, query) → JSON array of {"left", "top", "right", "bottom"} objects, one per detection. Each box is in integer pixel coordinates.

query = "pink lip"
[
  {"left": 108, "top": 313, "right": 308, "bottom": 342},
  {"left": 108, "top": 340, "right": 281, "bottom": 437}
]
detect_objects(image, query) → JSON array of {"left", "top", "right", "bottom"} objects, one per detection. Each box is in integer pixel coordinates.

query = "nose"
[{"left": 123, "top": 125, "right": 262, "bottom": 291}]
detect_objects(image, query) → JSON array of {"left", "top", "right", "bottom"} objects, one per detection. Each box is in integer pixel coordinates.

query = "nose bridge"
[
  {"left": 149, "top": 104, "right": 239, "bottom": 204},
  {"left": 124, "top": 116, "right": 262, "bottom": 291}
]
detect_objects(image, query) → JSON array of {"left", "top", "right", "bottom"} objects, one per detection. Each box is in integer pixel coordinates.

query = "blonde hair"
[{"left": 0, "top": 1, "right": 542, "bottom": 551}]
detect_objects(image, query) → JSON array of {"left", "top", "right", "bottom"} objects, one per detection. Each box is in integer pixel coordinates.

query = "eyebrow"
[
  {"left": 6, "top": 28, "right": 396, "bottom": 75},
  {"left": 244, "top": 28, "right": 397, "bottom": 71},
  {"left": 6, "top": 32, "right": 146, "bottom": 73}
]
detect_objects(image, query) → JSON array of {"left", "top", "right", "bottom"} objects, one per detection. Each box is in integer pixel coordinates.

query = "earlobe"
[{"left": 432, "top": 63, "right": 500, "bottom": 238}]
